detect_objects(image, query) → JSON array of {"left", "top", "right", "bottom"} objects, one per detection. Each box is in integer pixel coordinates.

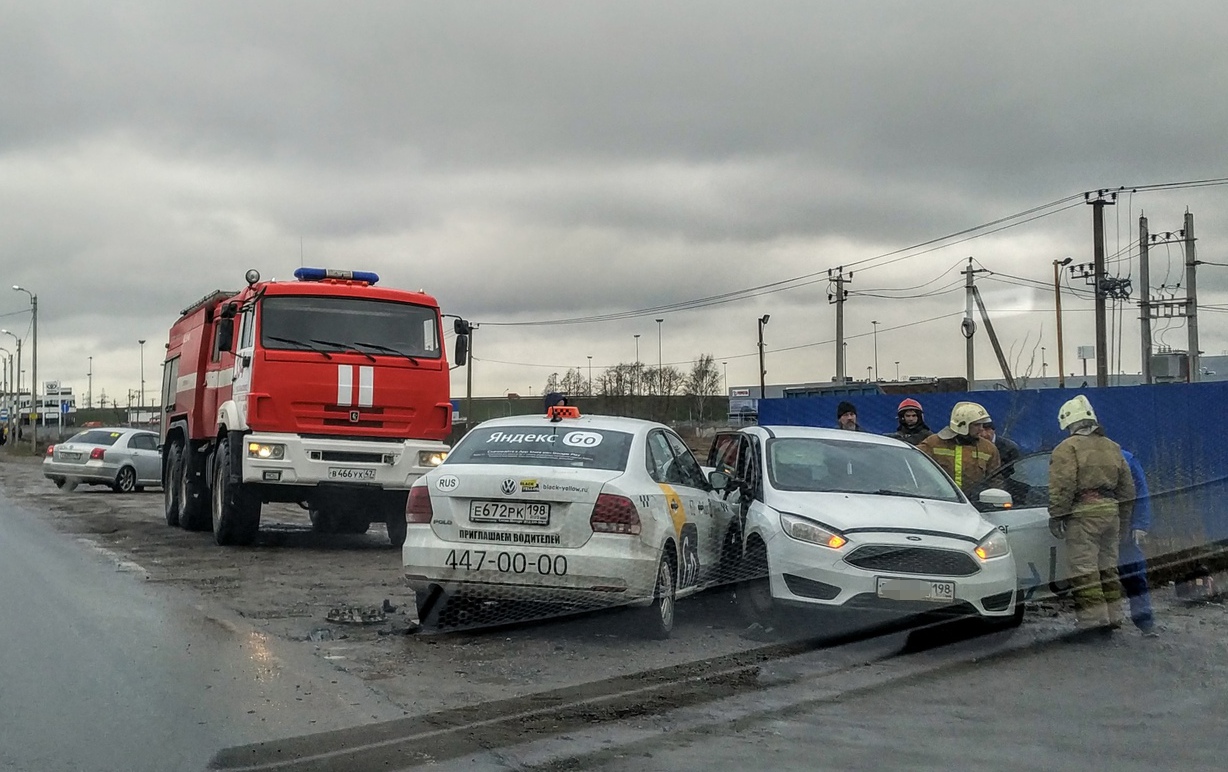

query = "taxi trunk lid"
[{"left": 427, "top": 467, "right": 622, "bottom": 549}]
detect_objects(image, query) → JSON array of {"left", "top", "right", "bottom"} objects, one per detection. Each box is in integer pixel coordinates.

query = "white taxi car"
[
  {"left": 403, "top": 407, "right": 741, "bottom": 638},
  {"left": 708, "top": 426, "right": 1019, "bottom": 625}
]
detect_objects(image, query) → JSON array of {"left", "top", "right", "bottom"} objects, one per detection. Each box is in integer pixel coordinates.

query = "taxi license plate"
[
  {"left": 469, "top": 501, "right": 551, "bottom": 525},
  {"left": 876, "top": 577, "right": 956, "bottom": 603},
  {"left": 328, "top": 467, "right": 377, "bottom": 481}
]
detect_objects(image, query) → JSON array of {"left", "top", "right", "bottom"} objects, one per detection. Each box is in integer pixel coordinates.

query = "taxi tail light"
[
  {"left": 90, "top": 447, "right": 106, "bottom": 461},
  {"left": 590, "top": 493, "right": 642, "bottom": 536},
  {"left": 406, "top": 487, "right": 433, "bottom": 523}
]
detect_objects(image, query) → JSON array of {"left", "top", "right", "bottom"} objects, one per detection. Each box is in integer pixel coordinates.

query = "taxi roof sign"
[{"left": 547, "top": 405, "right": 581, "bottom": 421}]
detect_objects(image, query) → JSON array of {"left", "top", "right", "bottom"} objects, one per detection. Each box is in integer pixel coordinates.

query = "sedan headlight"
[
  {"left": 975, "top": 528, "right": 1011, "bottom": 561},
  {"left": 418, "top": 450, "right": 447, "bottom": 467},
  {"left": 779, "top": 512, "right": 848, "bottom": 549},
  {"left": 247, "top": 442, "right": 285, "bottom": 460}
]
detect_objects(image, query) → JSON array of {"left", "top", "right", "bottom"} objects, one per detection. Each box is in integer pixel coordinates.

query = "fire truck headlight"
[
  {"left": 247, "top": 442, "right": 286, "bottom": 460},
  {"left": 418, "top": 450, "right": 447, "bottom": 467}
]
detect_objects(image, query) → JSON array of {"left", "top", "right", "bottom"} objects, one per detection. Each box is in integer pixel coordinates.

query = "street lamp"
[
  {"left": 88, "top": 356, "right": 93, "bottom": 410},
  {"left": 1, "top": 329, "right": 21, "bottom": 446},
  {"left": 655, "top": 319, "right": 664, "bottom": 394},
  {"left": 757, "top": 314, "right": 770, "bottom": 398},
  {"left": 871, "top": 320, "right": 880, "bottom": 382},
  {"left": 866, "top": 365, "right": 872, "bottom": 382},
  {"left": 139, "top": 339, "right": 147, "bottom": 412},
  {"left": 894, "top": 360, "right": 900, "bottom": 381},
  {"left": 722, "top": 361, "right": 728, "bottom": 394},
  {"left": 1053, "top": 257, "right": 1073, "bottom": 388},
  {"left": 1041, "top": 346, "right": 1047, "bottom": 377},
  {"left": 587, "top": 355, "right": 593, "bottom": 396},
  {"left": 12, "top": 286, "right": 36, "bottom": 451},
  {"left": 633, "top": 334, "right": 641, "bottom": 395}
]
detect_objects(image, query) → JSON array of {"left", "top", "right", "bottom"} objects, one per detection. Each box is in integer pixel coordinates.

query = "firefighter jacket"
[
  {"left": 1048, "top": 430, "right": 1136, "bottom": 521},
  {"left": 918, "top": 434, "right": 1001, "bottom": 492}
]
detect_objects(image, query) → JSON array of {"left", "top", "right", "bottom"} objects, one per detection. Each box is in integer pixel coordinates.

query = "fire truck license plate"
[{"left": 328, "top": 467, "right": 377, "bottom": 481}]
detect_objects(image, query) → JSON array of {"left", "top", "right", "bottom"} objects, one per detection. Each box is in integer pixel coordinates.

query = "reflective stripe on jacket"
[{"left": 918, "top": 435, "right": 1001, "bottom": 492}]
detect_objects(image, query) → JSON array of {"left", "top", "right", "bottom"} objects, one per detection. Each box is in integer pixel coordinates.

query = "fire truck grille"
[
  {"left": 844, "top": 545, "right": 980, "bottom": 577},
  {"left": 291, "top": 402, "right": 416, "bottom": 434}
]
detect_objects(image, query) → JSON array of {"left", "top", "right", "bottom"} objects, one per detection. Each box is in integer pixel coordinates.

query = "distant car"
[
  {"left": 43, "top": 428, "right": 163, "bottom": 493},
  {"left": 708, "top": 426, "right": 1020, "bottom": 626},
  {"left": 403, "top": 409, "right": 742, "bottom": 638}
]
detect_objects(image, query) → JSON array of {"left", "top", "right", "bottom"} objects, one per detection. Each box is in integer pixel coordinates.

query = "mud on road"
[{"left": 0, "top": 455, "right": 771, "bottom": 715}]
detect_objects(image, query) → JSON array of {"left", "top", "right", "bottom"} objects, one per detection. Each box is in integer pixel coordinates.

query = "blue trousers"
[{"left": 1118, "top": 538, "right": 1154, "bottom": 630}]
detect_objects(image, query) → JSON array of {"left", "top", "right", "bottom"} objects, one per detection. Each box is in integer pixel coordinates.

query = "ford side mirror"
[
  {"left": 454, "top": 334, "right": 469, "bottom": 367},
  {"left": 979, "top": 488, "right": 1013, "bottom": 509},
  {"left": 708, "top": 470, "right": 732, "bottom": 491},
  {"left": 215, "top": 318, "right": 234, "bottom": 353}
]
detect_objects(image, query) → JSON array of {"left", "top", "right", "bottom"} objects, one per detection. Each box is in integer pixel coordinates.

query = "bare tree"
[
  {"left": 685, "top": 354, "right": 722, "bottom": 421},
  {"left": 561, "top": 368, "right": 587, "bottom": 396},
  {"left": 541, "top": 373, "right": 562, "bottom": 396}
]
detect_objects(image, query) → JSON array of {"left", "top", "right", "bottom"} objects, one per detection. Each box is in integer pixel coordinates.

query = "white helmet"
[
  {"left": 948, "top": 401, "right": 991, "bottom": 436},
  {"left": 1058, "top": 395, "right": 1097, "bottom": 430}
]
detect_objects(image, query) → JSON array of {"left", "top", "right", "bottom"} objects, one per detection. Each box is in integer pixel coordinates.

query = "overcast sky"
[{"left": 4, "top": 0, "right": 1228, "bottom": 405}]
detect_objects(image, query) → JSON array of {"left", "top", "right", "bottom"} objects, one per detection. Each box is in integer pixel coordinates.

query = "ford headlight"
[
  {"left": 779, "top": 512, "right": 847, "bottom": 549},
  {"left": 975, "top": 529, "right": 1011, "bottom": 561},
  {"left": 247, "top": 442, "right": 285, "bottom": 460}
]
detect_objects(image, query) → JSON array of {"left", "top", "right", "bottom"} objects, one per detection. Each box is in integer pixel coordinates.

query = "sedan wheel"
[
  {"left": 113, "top": 466, "right": 137, "bottom": 494},
  {"left": 737, "top": 540, "right": 778, "bottom": 625}
]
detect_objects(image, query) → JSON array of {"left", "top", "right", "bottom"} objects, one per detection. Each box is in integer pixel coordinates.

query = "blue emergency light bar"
[{"left": 293, "top": 267, "right": 380, "bottom": 285}]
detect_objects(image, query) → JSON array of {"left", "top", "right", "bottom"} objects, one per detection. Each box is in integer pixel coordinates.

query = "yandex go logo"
[{"left": 337, "top": 364, "right": 375, "bottom": 407}]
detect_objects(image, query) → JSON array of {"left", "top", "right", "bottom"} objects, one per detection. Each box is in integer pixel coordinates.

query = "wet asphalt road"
[{"left": 0, "top": 496, "right": 402, "bottom": 772}]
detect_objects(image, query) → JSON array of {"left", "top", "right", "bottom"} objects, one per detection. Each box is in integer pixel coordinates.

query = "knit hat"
[{"left": 836, "top": 401, "right": 857, "bottom": 419}]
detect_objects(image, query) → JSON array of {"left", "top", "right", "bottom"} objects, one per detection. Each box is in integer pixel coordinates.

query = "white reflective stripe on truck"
[
  {"left": 358, "top": 365, "right": 374, "bottom": 407},
  {"left": 337, "top": 364, "right": 353, "bottom": 406}
]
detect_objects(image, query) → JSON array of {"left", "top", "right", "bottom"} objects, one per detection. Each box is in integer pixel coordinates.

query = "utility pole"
[
  {"left": 88, "top": 356, "right": 93, "bottom": 410},
  {"left": 961, "top": 257, "right": 987, "bottom": 387},
  {"left": 1138, "top": 215, "right": 1152, "bottom": 385},
  {"left": 757, "top": 314, "right": 770, "bottom": 398},
  {"left": 828, "top": 267, "right": 851, "bottom": 382},
  {"left": 1185, "top": 210, "right": 1200, "bottom": 382},
  {"left": 1053, "top": 257, "right": 1072, "bottom": 388},
  {"left": 139, "top": 339, "right": 146, "bottom": 412},
  {"left": 1086, "top": 191, "right": 1116, "bottom": 387},
  {"left": 871, "top": 320, "right": 879, "bottom": 382},
  {"left": 466, "top": 325, "right": 475, "bottom": 427},
  {"left": 655, "top": 318, "right": 664, "bottom": 395}
]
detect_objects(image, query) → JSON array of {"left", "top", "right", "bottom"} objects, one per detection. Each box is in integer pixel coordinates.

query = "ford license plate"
[
  {"left": 469, "top": 501, "right": 551, "bottom": 525},
  {"left": 328, "top": 467, "right": 377, "bottom": 481},
  {"left": 876, "top": 577, "right": 956, "bottom": 603}
]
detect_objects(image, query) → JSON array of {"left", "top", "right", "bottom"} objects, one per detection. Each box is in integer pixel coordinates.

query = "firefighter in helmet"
[
  {"left": 1048, "top": 395, "right": 1135, "bottom": 633},
  {"left": 889, "top": 398, "right": 932, "bottom": 446},
  {"left": 918, "top": 402, "right": 1001, "bottom": 494}
]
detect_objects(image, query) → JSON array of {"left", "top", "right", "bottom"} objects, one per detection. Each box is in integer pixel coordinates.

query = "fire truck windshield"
[{"left": 259, "top": 296, "right": 441, "bottom": 359}]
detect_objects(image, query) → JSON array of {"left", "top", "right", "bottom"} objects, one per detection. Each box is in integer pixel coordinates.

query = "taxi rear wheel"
[{"left": 635, "top": 552, "right": 676, "bottom": 640}]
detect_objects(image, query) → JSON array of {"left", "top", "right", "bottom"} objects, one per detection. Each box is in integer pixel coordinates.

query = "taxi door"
[{"left": 645, "top": 429, "right": 714, "bottom": 594}]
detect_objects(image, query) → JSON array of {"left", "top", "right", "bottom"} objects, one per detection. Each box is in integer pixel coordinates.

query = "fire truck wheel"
[
  {"left": 386, "top": 515, "right": 408, "bottom": 548},
  {"left": 162, "top": 442, "right": 181, "bottom": 525},
  {"left": 308, "top": 506, "right": 336, "bottom": 534},
  {"left": 212, "top": 435, "right": 261, "bottom": 546},
  {"left": 178, "top": 451, "right": 211, "bottom": 532}
]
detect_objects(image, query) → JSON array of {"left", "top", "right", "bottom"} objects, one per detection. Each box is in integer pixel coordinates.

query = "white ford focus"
[
  {"left": 708, "top": 426, "right": 1020, "bottom": 625},
  {"left": 403, "top": 407, "right": 741, "bottom": 637}
]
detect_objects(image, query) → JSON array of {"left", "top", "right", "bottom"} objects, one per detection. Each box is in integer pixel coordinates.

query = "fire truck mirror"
[
  {"left": 215, "top": 318, "right": 235, "bottom": 354},
  {"left": 454, "top": 334, "right": 469, "bottom": 367}
]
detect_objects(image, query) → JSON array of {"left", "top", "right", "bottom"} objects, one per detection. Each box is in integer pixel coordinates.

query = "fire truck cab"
[{"left": 160, "top": 267, "right": 468, "bottom": 547}]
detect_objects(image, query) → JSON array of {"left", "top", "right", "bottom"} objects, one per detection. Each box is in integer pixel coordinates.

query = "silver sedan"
[{"left": 43, "top": 428, "right": 163, "bottom": 493}]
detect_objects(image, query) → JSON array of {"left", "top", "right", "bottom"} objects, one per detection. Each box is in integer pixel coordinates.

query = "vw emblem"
[
  {"left": 500, "top": 479, "right": 517, "bottom": 496},
  {"left": 349, "top": 410, "right": 360, "bottom": 423},
  {"left": 906, "top": 535, "right": 922, "bottom": 541}
]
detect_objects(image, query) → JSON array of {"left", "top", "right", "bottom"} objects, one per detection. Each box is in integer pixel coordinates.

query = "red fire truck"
[{"left": 160, "top": 267, "right": 469, "bottom": 547}]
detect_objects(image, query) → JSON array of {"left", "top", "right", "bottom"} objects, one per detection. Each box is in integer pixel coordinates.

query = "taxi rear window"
[{"left": 446, "top": 426, "right": 634, "bottom": 471}]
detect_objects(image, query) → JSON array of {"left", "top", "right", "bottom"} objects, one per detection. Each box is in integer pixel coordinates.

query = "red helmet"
[{"left": 897, "top": 398, "right": 924, "bottom": 418}]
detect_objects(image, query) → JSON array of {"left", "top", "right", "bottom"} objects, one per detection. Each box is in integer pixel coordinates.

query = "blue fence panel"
[{"left": 759, "top": 382, "right": 1228, "bottom": 548}]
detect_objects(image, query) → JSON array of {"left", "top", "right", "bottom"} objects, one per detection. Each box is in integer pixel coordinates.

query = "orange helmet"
[{"left": 897, "top": 398, "right": 924, "bottom": 418}]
